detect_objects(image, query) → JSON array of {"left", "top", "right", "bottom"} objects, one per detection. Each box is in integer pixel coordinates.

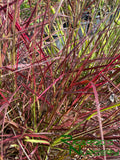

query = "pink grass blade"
[{"left": 91, "top": 82, "right": 106, "bottom": 160}]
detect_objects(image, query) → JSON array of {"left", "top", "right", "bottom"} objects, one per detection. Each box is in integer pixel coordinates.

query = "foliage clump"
[{"left": 0, "top": 0, "right": 120, "bottom": 159}]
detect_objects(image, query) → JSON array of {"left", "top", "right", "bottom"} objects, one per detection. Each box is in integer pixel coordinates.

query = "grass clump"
[{"left": 0, "top": 0, "right": 120, "bottom": 160}]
